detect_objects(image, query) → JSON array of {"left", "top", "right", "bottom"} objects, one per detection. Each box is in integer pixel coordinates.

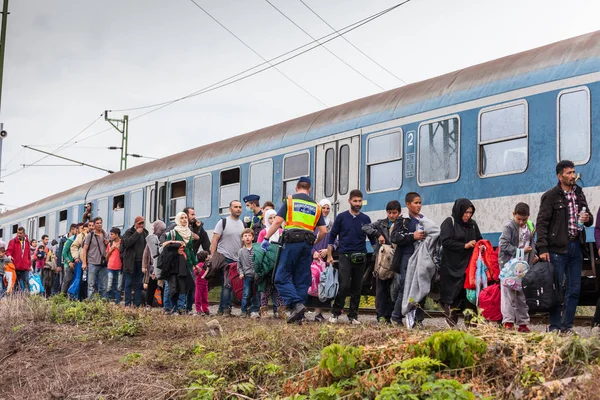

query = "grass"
[{"left": 0, "top": 294, "right": 599, "bottom": 399}]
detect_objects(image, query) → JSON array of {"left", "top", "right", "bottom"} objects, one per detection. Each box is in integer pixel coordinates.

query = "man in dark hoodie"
[
  {"left": 536, "top": 160, "right": 593, "bottom": 335},
  {"left": 439, "top": 198, "right": 483, "bottom": 327},
  {"left": 122, "top": 216, "right": 149, "bottom": 307}
]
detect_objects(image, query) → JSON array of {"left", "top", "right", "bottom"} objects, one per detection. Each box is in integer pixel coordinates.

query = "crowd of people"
[{"left": 1, "top": 160, "right": 599, "bottom": 336}]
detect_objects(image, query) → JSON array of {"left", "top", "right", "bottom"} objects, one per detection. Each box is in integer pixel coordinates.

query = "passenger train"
[{"left": 1, "top": 31, "right": 599, "bottom": 303}]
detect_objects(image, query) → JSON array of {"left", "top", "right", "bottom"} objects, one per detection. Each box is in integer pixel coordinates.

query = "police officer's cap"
[
  {"left": 298, "top": 176, "right": 311, "bottom": 186},
  {"left": 243, "top": 194, "right": 260, "bottom": 203}
]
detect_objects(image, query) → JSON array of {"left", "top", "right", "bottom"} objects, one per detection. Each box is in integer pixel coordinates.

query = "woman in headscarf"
[
  {"left": 439, "top": 198, "right": 483, "bottom": 327},
  {"left": 142, "top": 220, "right": 166, "bottom": 308},
  {"left": 307, "top": 199, "right": 338, "bottom": 322},
  {"left": 257, "top": 209, "right": 286, "bottom": 318},
  {"left": 162, "top": 212, "right": 198, "bottom": 314}
]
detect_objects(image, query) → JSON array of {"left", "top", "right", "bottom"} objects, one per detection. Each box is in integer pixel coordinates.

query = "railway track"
[{"left": 208, "top": 302, "right": 595, "bottom": 327}]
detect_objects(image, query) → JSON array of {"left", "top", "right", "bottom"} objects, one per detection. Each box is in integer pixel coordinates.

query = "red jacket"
[
  {"left": 464, "top": 239, "right": 500, "bottom": 290},
  {"left": 6, "top": 236, "right": 31, "bottom": 271}
]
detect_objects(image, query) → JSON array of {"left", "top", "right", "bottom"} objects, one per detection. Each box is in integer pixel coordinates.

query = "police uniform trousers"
[{"left": 274, "top": 240, "right": 313, "bottom": 307}]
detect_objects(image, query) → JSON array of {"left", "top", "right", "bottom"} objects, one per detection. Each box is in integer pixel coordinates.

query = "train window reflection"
[
  {"left": 418, "top": 117, "right": 459, "bottom": 185},
  {"left": 219, "top": 168, "right": 240, "bottom": 214},
  {"left": 558, "top": 88, "right": 590, "bottom": 164},
  {"left": 249, "top": 160, "right": 273, "bottom": 203},
  {"left": 194, "top": 174, "right": 212, "bottom": 218},
  {"left": 367, "top": 131, "right": 402, "bottom": 192},
  {"left": 479, "top": 101, "right": 528, "bottom": 177}
]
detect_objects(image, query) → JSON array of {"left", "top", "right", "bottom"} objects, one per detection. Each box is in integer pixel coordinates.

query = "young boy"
[
  {"left": 238, "top": 228, "right": 260, "bottom": 318},
  {"left": 362, "top": 200, "right": 407, "bottom": 323},
  {"left": 106, "top": 227, "right": 123, "bottom": 304},
  {"left": 499, "top": 202, "right": 536, "bottom": 332},
  {"left": 194, "top": 251, "right": 210, "bottom": 316}
]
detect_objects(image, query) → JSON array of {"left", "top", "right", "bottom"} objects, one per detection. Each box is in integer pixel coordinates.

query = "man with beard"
[
  {"left": 536, "top": 160, "right": 593, "bottom": 335},
  {"left": 327, "top": 189, "right": 374, "bottom": 325}
]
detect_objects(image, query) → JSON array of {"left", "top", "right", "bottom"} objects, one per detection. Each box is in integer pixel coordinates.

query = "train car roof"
[{"left": 3, "top": 29, "right": 600, "bottom": 222}]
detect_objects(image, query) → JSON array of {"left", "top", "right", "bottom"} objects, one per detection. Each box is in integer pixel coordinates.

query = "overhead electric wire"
[
  {"left": 1, "top": 147, "right": 25, "bottom": 170},
  {"left": 264, "top": 0, "right": 385, "bottom": 90},
  {"left": 188, "top": 0, "right": 327, "bottom": 107},
  {"left": 298, "top": 0, "right": 407, "bottom": 85},
  {"left": 109, "top": 1, "right": 409, "bottom": 115},
  {"left": 3, "top": 115, "right": 104, "bottom": 179}
]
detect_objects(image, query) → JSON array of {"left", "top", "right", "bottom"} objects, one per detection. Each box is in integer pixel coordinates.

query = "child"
[
  {"left": 35, "top": 245, "right": 47, "bottom": 273},
  {"left": 257, "top": 209, "right": 286, "bottom": 318},
  {"left": 238, "top": 228, "right": 260, "bottom": 318},
  {"left": 106, "top": 227, "right": 123, "bottom": 304},
  {"left": 42, "top": 250, "right": 57, "bottom": 298},
  {"left": 193, "top": 251, "right": 210, "bottom": 316},
  {"left": 499, "top": 202, "right": 537, "bottom": 332},
  {"left": 0, "top": 242, "right": 10, "bottom": 298}
]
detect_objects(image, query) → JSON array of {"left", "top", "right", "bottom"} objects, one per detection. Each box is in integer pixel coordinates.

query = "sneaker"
[
  {"left": 286, "top": 303, "right": 306, "bottom": 324},
  {"left": 547, "top": 327, "right": 560, "bottom": 334},
  {"left": 517, "top": 325, "right": 531, "bottom": 333},
  {"left": 250, "top": 312, "right": 260, "bottom": 319},
  {"left": 241, "top": 312, "right": 249, "bottom": 318},
  {"left": 503, "top": 322, "right": 515, "bottom": 330},
  {"left": 405, "top": 309, "right": 416, "bottom": 329},
  {"left": 259, "top": 306, "right": 269, "bottom": 318},
  {"left": 328, "top": 315, "right": 339, "bottom": 324},
  {"left": 377, "top": 317, "right": 391, "bottom": 324},
  {"left": 349, "top": 318, "right": 361, "bottom": 325},
  {"left": 277, "top": 306, "right": 287, "bottom": 320},
  {"left": 314, "top": 313, "right": 325, "bottom": 323},
  {"left": 561, "top": 328, "right": 578, "bottom": 336}
]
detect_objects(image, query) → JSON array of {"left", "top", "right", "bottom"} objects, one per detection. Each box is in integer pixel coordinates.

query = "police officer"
[
  {"left": 243, "top": 194, "right": 263, "bottom": 240},
  {"left": 262, "top": 177, "right": 327, "bottom": 323}
]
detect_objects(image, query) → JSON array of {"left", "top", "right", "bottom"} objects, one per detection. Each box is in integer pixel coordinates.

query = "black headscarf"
[{"left": 451, "top": 198, "right": 475, "bottom": 227}]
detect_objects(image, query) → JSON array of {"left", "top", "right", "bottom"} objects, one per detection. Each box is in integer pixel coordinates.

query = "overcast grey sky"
[{"left": 1, "top": 0, "right": 599, "bottom": 209}]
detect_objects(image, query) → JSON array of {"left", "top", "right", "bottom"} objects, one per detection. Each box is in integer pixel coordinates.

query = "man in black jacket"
[
  {"left": 536, "top": 160, "right": 594, "bottom": 334},
  {"left": 122, "top": 216, "right": 149, "bottom": 307}
]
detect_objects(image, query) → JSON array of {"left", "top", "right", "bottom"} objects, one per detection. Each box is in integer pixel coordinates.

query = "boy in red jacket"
[{"left": 6, "top": 227, "right": 32, "bottom": 292}]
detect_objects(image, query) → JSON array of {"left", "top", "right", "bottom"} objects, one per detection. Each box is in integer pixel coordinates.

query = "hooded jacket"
[
  {"left": 498, "top": 219, "right": 537, "bottom": 265},
  {"left": 121, "top": 225, "right": 149, "bottom": 274},
  {"left": 6, "top": 235, "right": 31, "bottom": 271},
  {"left": 439, "top": 199, "right": 483, "bottom": 305}
]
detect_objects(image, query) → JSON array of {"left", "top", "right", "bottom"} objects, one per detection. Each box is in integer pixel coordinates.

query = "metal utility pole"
[
  {"left": 104, "top": 111, "right": 129, "bottom": 171},
  {"left": 0, "top": 0, "right": 9, "bottom": 115}
]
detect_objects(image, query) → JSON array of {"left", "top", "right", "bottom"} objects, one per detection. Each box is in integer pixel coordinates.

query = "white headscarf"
[
  {"left": 319, "top": 199, "right": 332, "bottom": 227},
  {"left": 174, "top": 212, "right": 192, "bottom": 244},
  {"left": 264, "top": 209, "right": 280, "bottom": 243}
]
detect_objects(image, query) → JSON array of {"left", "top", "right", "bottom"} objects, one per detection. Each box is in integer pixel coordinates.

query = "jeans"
[
  {"left": 375, "top": 277, "right": 393, "bottom": 321},
  {"left": 16, "top": 270, "right": 30, "bottom": 292},
  {"left": 123, "top": 261, "right": 143, "bottom": 307},
  {"left": 274, "top": 241, "right": 312, "bottom": 307},
  {"left": 163, "top": 281, "right": 173, "bottom": 312},
  {"left": 107, "top": 269, "right": 123, "bottom": 304},
  {"left": 391, "top": 253, "right": 410, "bottom": 323},
  {"left": 241, "top": 276, "right": 260, "bottom": 314},
  {"left": 0, "top": 273, "right": 4, "bottom": 298},
  {"left": 331, "top": 254, "right": 366, "bottom": 319},
  {"left": 549, "top": 241, "right": 583, "bottom": 331},
  {"left": 87, "top": 264, "right": 108, "bottom": 299},
  {"left": 218, "top": 258, "right": 235, "bottom": 313},
  {"left": 61, "top": 266, "right": 74, "bottom": 294}
]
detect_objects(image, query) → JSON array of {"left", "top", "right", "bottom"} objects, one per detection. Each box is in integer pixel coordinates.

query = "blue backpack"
[
  {"left": 318, "top": 264, "right": 339, "bottom": 302},
  {"left": 499, "top": 248, "right": 530, "bottom": 291}
]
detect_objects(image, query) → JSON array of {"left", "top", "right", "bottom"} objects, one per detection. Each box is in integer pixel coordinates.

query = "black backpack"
[{"left": 522, "top": 261, "right": 558, "bottom": 313}]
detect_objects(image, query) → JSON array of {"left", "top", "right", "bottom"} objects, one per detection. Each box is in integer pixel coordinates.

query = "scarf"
[
  {"left": 264, "top": 209, "right": 280, "bottom": 243},
  {"left": 152, "top": 220, "right": 166, "bottom": 237},
  {"left": 319, "top": 198, "right": 332, "bottom": 226},
  {"left": 451, "top": 198, "right": 476, "bottom": 228},
  {"left": 174, "top": 212, "right": 192, "bottom": 244}
]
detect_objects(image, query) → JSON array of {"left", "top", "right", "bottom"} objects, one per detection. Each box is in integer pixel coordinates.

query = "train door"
[
  {"left": 315, "top": 136, "right": 360, "bottom": 217},
  {"left": 27, "top": 217, "right": 37, "bottom": 240},
  {"left": 145, "top": 181, "right": 167, "bottom": 230}
]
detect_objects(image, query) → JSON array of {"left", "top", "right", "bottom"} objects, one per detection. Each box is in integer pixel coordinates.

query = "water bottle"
[
  {"left": 82, "top": 269, "right": 88, "bottom": 282},
  {"left": 417, "top": 218, "right": 424, "bottom": 238},
  {"left": 578, "top": 207, "right": 587, "bottom": 230}
]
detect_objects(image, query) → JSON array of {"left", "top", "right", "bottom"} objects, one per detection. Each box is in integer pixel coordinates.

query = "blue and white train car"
[{"left": 1, "top": 31, "right": 599, "bottom": 302}]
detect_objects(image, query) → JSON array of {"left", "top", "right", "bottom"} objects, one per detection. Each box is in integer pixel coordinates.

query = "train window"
[
  {"left": 283, "top": 152, "right": 309, "bottom": 197},
  {"left": 58, "top": 210, "right": 68, "bottom": 236},
  {"left": 249, "top": 160, "right": 273, "bottom": 202},
  {"left": 558, "top": 87, "right": 590, "bottom": 164},
  {"left": 38, "top": 217, "right": 46, "bottom": 228},
  {"left": 193, "top": 174, "right": 212, "bottom": 218},
  {"left": 324, "top": 149, "right": 335, "bottom": 197},
  {"left": 0, "top": 228, "right": 3, "bottom": 240},
  {"left": 339, "top": 144, "right": 350, "bottom": 195},
  {"left": 479, "top": 101, "right": 528, "bottom": 177},
  {"left": 12, "top": 225, "right": 17, "bottom": 234},
  {"left": 169, "top": 181, "right": 187, "bottom": 220},
  {"left": 97, "top": 198, "right": 108, "bottom": 226},
  {"left": 130, "top": 190, "right": 144, "bottom": 226},
  {"left": 113, "top": 195, "right": 125, "bottom": 228},
  {"left": 72, "top": 205, "right": 79, "bottom": 223},
  {"left": 219, "top": 168, "right": 241, "bottom": 214},
  {"left": 418, "top": 117, "right": 459, "bottom": 186},
  {"left": 367, "top": 130, "right": 402, "bottom": 192},
  {"left": 47, "top": 212, "right": 56, "bottom": 238},
  {"left": 158, "top": 186, "right": 166, "bottom": 221}
]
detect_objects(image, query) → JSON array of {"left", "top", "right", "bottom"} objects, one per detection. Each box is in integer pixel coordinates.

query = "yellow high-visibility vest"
[{"left": 284, "top": 195, "right": 322, "bottom": 231}]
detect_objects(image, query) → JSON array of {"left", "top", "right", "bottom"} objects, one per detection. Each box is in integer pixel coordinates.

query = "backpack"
[
  {"left": 373, "top": 244, "right": 396, "bottom": 280},
  {"left": 228, "top": 262, "right": 245, "bottom": 303},
  {"left": 429, "top": 217, "right": 452, "bottom": 300},
  {"left": 522, "top": 261, "right": 558, "bottom": 312},
  {"left": 499, "top": 248, "right": 530, "bottom": 291},
  {"left": 478, "top": 283, "right": 502, "bottom": 321},
  {"left": 29, "top": 273, "right": 44, "bottom": 295},
  {"left": 308, "top": 259, "right": 326, "bottom": 297},
  {"left": 318, "top": 264, "right": 339, "bottom": 302}
]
